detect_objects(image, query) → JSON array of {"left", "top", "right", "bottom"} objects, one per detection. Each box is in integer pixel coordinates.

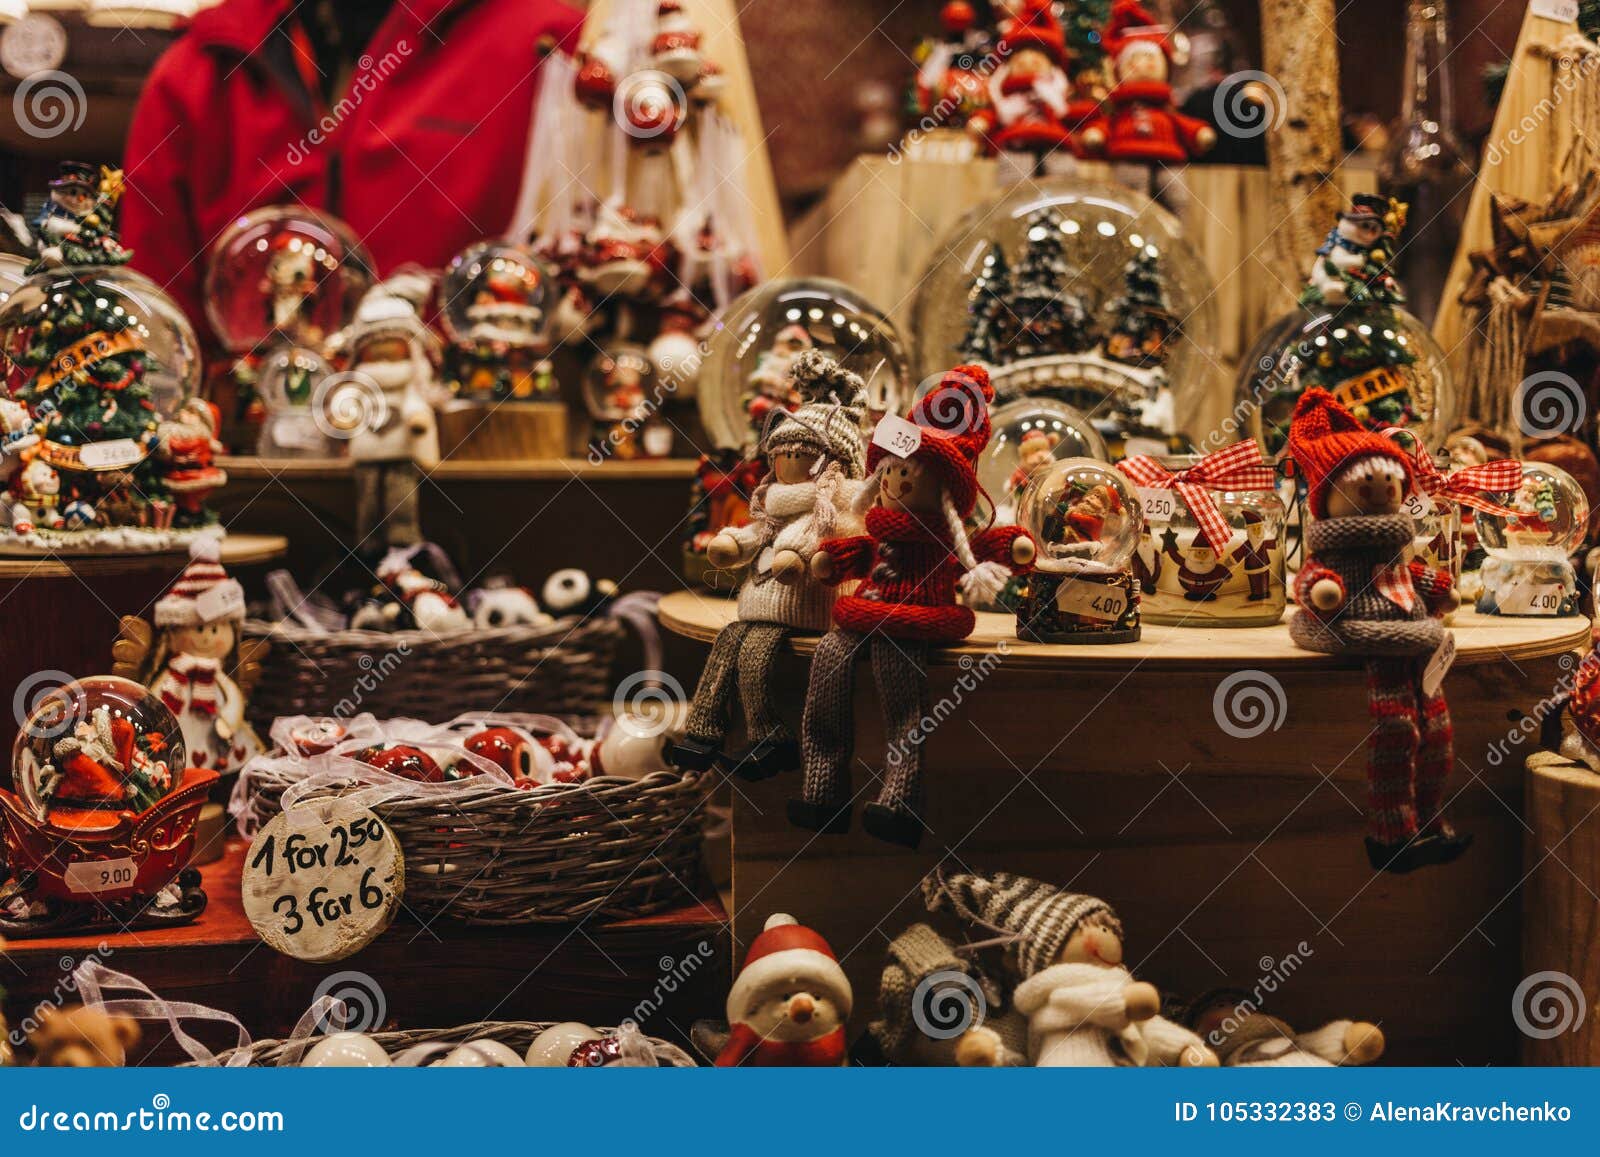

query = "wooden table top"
[
  {"left": 0, "top": 533, "right": 288, "bottom": 579},
  {"left": 218, "top": 456, "right": 699, "bottom": 482},
  {"left": 659, "top": 589, "right": 1593, "bottom": 673}
]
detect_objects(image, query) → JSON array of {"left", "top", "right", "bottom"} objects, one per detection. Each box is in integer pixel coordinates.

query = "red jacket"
[
  {"left": 122, "top": 0, "right": 584, "bottom": 345},
  {"left": 821, "top": 506, "right": 1030, "bottom": 644}
]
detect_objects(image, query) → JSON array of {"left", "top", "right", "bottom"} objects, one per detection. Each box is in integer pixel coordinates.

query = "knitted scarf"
[
  {"left": 1011, "top": 962, "right": 1149, "bottom": 1067},
  {"left": 162, "top": 653, "right": 220, "bottom": 717}
]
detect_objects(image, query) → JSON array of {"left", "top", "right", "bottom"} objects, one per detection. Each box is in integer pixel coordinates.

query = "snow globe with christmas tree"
[
  {"left": 203, "top": 204, "right": 374, "bottom": 446},
  {"left": 1012, "top": 456, "right": 1143, "bottom": 645},
  {"left": 0, "top": 163, "right": 218, "bottom": 554},
  {"left": 698, "top": 277, "right": 910, "bottom": 452},
  {"left": 911, "top": 176, "right": 1216, "bottom": 458},
  {"left": 1474, "top": 461, "right": 1588, "bottom": 618},
  {"left": 1237, "top": 194, "right": 1453, "bottom": 457},
  {"left": 439, "top": 242, "right": 558, "bottom": 402},
  {"left": 254, "top": 345, "right": 338, "bottom": 458},
  {"left": 978, "top": 396, "right": 1106, "bottom": 525}
]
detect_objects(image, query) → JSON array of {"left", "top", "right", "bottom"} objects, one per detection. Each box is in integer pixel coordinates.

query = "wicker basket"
[
  {"left": 241, "top": 614, "right": 626, "bottom": 727},
  {"left": 202, "top": 1021, "right": 696, "bottom": 1067}
]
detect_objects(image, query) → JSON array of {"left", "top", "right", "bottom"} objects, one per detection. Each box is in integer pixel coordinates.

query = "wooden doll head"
[
  {"left": 1052, "top": 911, "right": 1126, "bottom": 967},
  {"left": 771, "top": 447, "right": 823, "bottom": 484},
  {"left": 166, "top": 620, "right": 236, "bottom": 661},
  {"left": 1323, "top": 454, "right": 1407, "bottom": 518},
  {"left": 875, "top": 456, "right": 944, "bottom": 515}
]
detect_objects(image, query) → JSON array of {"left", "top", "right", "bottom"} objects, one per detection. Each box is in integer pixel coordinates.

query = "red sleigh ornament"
[{"left": 0, "top": 676, "right": 214, "bottom": 937}]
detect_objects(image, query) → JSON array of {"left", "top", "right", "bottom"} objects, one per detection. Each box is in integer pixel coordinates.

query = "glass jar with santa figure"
[
  {"left": 911, "top": 176, "right": 1216, "bottom": 456},
  {"left": 439, "top": 242, "right": 557, "bottom": 402},
  {"left": 1384, "top": 427, "right": 1460, "bottom": 583},
  {"left": 1121, "top": 454, "right": 1288, "bottom": 628},
  {"left": 1012, "top": 457, "right": 1143, "bottom": 644},
  {"left": 1474, "top": 461, "right": 1588, "bottom": 618},
  {"left": 1237, "top": 194, "right": 1452, "bottom": 457},
  {"left": 698, "top": 277, "right": 910, "bottom": 453}
]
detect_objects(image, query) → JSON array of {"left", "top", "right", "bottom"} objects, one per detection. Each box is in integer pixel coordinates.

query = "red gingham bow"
[
  {"left": 1117, "top": 440, "right": 1277, "bottom": 551},
  {"left": 1412, "top": 454, "right": 1524, "bottom": 518}
]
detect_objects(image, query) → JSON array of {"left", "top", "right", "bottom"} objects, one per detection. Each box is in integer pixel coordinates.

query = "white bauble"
[
  {"left": 301, "top": 1032, "right": 391, "bottom": 1068},
  {"left": 525, "top": 1022, "right": 601, "bottom": 1067}
]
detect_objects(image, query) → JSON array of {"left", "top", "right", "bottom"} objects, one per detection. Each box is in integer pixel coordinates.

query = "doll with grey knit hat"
[
  {"left": 922, "top": 866, "right": 1215, "bottom": 1068},
  {"left": 1182, "top": 989, "right": 1386, "bottom": 1068},
  {"left": 666, "top": 351, "right": 868, "bottom": 779}
]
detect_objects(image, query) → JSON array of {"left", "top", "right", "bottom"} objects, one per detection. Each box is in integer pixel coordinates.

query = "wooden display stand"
[
  {"left": 0, "top": 534, "right": 289, "bottom": 757},
  {"left": 1522, "top": 750, "right": 1600, "bottom": 1065},
  {"left": 434, "top": 400, "right": 569, "bottom": 461},
  {"left": 661, "top": 591, "right": 1589, "bottom": 1064},
  {"left": 0, "top": 841, "right": 730, "bottom": 1065}
]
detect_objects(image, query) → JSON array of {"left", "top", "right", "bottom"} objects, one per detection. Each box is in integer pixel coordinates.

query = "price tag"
[
  {"left": 78, "top": 439, "right": 145, "bottom": 470},
  {"left": 194, "top": 578, "right": 245, "bottom": 623},
  {"left": 1499, "top": 581, "right": 1566, "bottom": 616},
  {"left": 242, "top": 805, "right": 404, "bottom": 963},
  {"left": 872, "top": 414, "right": 922, "bottom": 459},
  {"left": 272, "top": 416, "right": 327, "bottom": 452},
  {"left": 1532, "top": 0, "right": 1580, "bottom": 24},
  {"left": 64, "top": 857, "right": 137, "bottom": 895},
  {"left": 1402, "top": 491, "right": 1433, "bottom": 521},
  {"left": 1055, "top": 577, "right": 1129, "bottom": 622},
  {"left": 1138, "top": 487, "right": 1178, "bottom": 524},
  {"left": 1422, "top": 631, "right": 1456, "bottom": 697}
]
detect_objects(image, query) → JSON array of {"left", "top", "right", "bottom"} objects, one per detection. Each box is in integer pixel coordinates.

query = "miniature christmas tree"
[
  {"left": 1003, "top": 208, "right": 1098, "bottom": 359},
  {"left": 1104, "top": 247, "right": 1177, "bottom": 369},
  {"left": 958, "top": 240, "right": 1015, "bottom": 363}
]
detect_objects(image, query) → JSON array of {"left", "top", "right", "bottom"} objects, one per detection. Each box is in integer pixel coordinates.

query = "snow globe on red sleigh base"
[
  {"left": 1012, "top": 457, "right": 1144, "bottom": 644},
  {"left": 0, "top": 676, "right": 213, "bottom": 937}
]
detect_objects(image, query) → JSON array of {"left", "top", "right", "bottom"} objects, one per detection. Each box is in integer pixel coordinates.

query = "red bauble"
[
  {"left": 941, "top": 1, "right": 976, "bottom": 34},
  {"left": 463, "top": 727, "right": 537, "bottom": 780},
  {"left": 287, "top": 720, "right": 346, "bottom": 757},
  {"left": 575, "top": 56, "right": 617, "bottom": 108},
  {"left": 354, "top": 744, "right": 450, "bottom": 783}
]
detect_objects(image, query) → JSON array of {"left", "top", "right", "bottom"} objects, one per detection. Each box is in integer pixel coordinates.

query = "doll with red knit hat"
[
  {"left": 715, "top": 913, "right": 853, "bottom": 1067},
  {"left": 792, "top": 365, "right": 1035, "bottom": 848},
  {"left": 1289, "top": 388, "right": 1465, "bottom": 873},
  {"left": 985, "top": 0, "right": 1084, "bottom": 156},
  {"left": 1094, "top": 0, "right": 1215, "bottom": 164}
]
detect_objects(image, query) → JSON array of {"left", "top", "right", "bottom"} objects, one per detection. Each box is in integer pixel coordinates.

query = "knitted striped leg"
[
  {"left": 683, "top": 620, "right": 752, "bottom": 744},
  {"left": 871, "top": 636, "right": 931, "bottom": 821},
  {"left": 1415, "top": 681, "right": 1455, "bottom": 831},
  {"left": 1365, "top": 658, "right": 1421, "bottom": 844},
  {"left": 736, "top": 622, "right": 793, "bottom": 744},
  {"left": 799, "top": 628, "right": 865, "bottom": 810}
]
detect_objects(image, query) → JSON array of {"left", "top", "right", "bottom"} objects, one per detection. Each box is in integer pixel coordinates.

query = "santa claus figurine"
[
  {"left": 1096, "top": 0, "right": 1215, "bottom": 164},
  {"left": 985, "top": 0, "right": 1080, "bottom": 156},
  {"left": 715, "top": 913, "right": 852, "bottom": 1067}
]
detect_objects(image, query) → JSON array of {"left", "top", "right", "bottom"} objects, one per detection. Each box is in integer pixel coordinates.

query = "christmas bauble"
[
  {"left": 351, "top": 744, "right": 452, "bottom": 784},
  {"left": 301, "top": 1032, "right": 391, "bottom": 1068},
  {"left": 437, "top": 1040, "right": 525, "bottom": 1067},
  {"left": 525, "top": 1022, "right": 601, "bottom": 1066},
  {"left": 1019, "top": 457, "right": 1143, "bottom": 574},
  {"left": 438, "top": 242, "right": 555, "bottom": 348},
  {"left": 648, "top": 327, "right": 702, "bottom": 392}
]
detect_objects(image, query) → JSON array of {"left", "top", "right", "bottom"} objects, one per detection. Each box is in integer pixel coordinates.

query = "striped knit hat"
[
  {"left": 923, "top": 867, "right": 1121, "bottom": 980},
  {"left": 154, "top": 536, "right": 244, "bottom": 626},
  {"left": 763, "top": 351, "right": 868, "bottom": 478}
]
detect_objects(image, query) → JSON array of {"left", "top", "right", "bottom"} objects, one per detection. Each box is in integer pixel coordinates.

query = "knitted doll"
[
  {"left": 1183, "top": 990, "right": 1386, "bottom": 1067},
  {"left": 1560, "top": 650, "right": 1600, "bottom": 772},
  {"left": 1096, "top": 0, "right": 1215, "bottom": 164},
  {"left": 792, "top": 365, "right": 1035, "bottom": 848},
  {"left": 923, "top": 867, "right": 1215, "bottom": 1068},
  {"left": 667, "top": 352, "right": 867, "bottom": 779},
  {"left": 1289, "top": 388, "right": 1464, "bottom": 874},
  {"left": 715, "top": 914, "right": 852, "bottom": 1067},
  {"left": 987, "top": 0, "right": 1079, "bottom": 156}
]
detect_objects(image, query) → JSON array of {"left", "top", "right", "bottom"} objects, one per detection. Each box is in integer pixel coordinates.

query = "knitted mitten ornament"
[
  {"left": 1288, "top": 388, "right": 1466, "bottom": 874},
  {"left": 1183, "top": 989, "right": 1386, "bottom": 1067},
  {"left": 790, "top": 365, "right": 1035, "bottom": 848},
  {"left": 667, "top": 352, "right": 868, "bottom": 779},
  {"left": 921, "top": 867, "right": 1216, "bottom": 1068}
]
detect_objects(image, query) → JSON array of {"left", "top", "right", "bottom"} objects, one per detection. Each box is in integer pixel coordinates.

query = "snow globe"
[
  {"left": 910, "top": 176, "right": 1216, "bottom": 453},
  {"left": 1012, "top": 457, "right": 1143, "bottom": 644},
  {"left": 255, "top": 345, "right": 339, "bottom": 458},
  {"left": 978, "top": 397, "right": 1106, "bottom": 524},
  {"left": 698, "top": 277, "right": 910, "bottom": 451},
  {"left": 204, "top": 205, "right": 374, "bottom": 355},
  {"left": 1, "top": 675, "right": 213, "bottom": 935},
  {"left": 1236, "top": 194, "right": 1452, "bottom": 456},
  {"left": 1474, "top": 461, "right": 1588, "bottom": 618},
  {"left": 439, "top": 242, "right": 557, "bottom": 401},
  {"left": 583, "top": 342, "right": 673, "bottom": 459},
  {"left": 1125, "top": 455, "right": 1288, "bottom": 628}
]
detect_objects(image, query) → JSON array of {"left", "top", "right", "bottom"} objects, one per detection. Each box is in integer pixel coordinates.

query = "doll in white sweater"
[{"left": 667, "top": 352, "right": 866, "bottom": 780}]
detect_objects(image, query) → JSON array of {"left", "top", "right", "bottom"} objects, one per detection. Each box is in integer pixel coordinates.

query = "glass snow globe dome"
[
  {"left": 204, "top": 205, "right": 375, "bottom": 354},
  {"left": 1019, "top": 456, "right": 1143, "bottom": 575},
  {"left": 979, "top": 397, "right": 1106, "bottom": 524},
  {"left": 910, "top": 176, "right": 1216, "bottom": 445},
  {"left": 0, "top": 265, "right": 200, "bottom": 433},
  {"left": 1237, "top": 301, "right": 1451, "bottom": 458},
  {"left": 698, "top": 277, "right": 911, "bottom": 450},
  {"left": 1476, "top": 461, "right": 1589, "bottom": 561},
  {"left": 438, "top": 242, "right": 556, "bottom": 347}
]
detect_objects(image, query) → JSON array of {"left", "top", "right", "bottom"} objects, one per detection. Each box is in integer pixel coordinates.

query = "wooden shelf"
[
  {"left": 2, "top": 841, "right": 730, "bottom": 1063},
  {"left": 659, "top": 590, "right": 1590, "bottom": 673},
  {"left": 0, "top": 533, "right": 288, "bottom": 580},
  {"left": 218, "top": 455, "right": 699, "bottom": 482}
]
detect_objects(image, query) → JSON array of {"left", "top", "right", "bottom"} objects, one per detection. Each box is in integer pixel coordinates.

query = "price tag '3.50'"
[{"left": 872, "top": 414, "right": 922, "bottom": 459}]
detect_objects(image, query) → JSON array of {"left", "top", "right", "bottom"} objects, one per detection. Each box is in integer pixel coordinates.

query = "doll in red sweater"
[
  {"left": 790, "top": 365, "right": 1035, "bottom": 848},
  {"left": 1095, "top": 0, "right": 1215, "bottom": 164}
]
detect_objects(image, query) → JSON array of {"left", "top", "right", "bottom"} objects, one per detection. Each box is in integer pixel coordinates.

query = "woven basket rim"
[
  {"left": 200, "top": 1021, "right": 688, "bottom": 1067},
  {"left": 242, "top": 613, "right": 617, "bottom": 650}
]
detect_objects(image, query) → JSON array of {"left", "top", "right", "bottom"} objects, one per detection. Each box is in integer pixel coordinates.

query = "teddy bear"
[{"left": 27, "top": 1005, "right": 141, "bottom": 1067}]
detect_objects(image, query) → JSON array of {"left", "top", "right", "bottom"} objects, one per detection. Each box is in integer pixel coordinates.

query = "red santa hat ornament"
[{"left": 1106, "top": 0, "right": 1175, "bottom": 61}]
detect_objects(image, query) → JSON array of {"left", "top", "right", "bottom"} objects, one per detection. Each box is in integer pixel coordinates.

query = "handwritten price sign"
[
  {"left": 1055, "top": 577, "right": 1129, "bottom": 622},
  {"left": 242, "top": 805, "right": 404, "bottom": 963}
]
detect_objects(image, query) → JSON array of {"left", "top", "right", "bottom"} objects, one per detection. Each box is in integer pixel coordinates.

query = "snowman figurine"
[
  {"left": 715, "top": 914, "right": 853, "bottom": 1066},
  {"left": 1306, "top": 194, "right": 1389, "bottom": 307},
  {"left": 9, "top": 456, "right": 64, "bottom": 534}
]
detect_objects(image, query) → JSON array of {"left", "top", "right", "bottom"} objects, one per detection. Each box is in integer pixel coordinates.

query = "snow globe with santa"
[
  {"left": 439, "top": 242, "right": 558, "bottom": 402},
  {"left": 911, "top": 176, "right": 1216, "bottom": 458},
  {"left": 1473, "top": 461, "right": 1588, "bottom": 618},
  {"left": 1012, "top": 456, "right": 1144, "bottom": 644},
  {"left": 1237, "top": 194, "right": 1452, "bottom": 457},
  {"left": 978, "top": 396, "right": 1105, "bottom": 525}
]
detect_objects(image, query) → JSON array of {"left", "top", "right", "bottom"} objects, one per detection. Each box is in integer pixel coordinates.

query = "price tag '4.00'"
[{"left": 1055, "top": 578, "right": 1129, "bottom": 622}]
